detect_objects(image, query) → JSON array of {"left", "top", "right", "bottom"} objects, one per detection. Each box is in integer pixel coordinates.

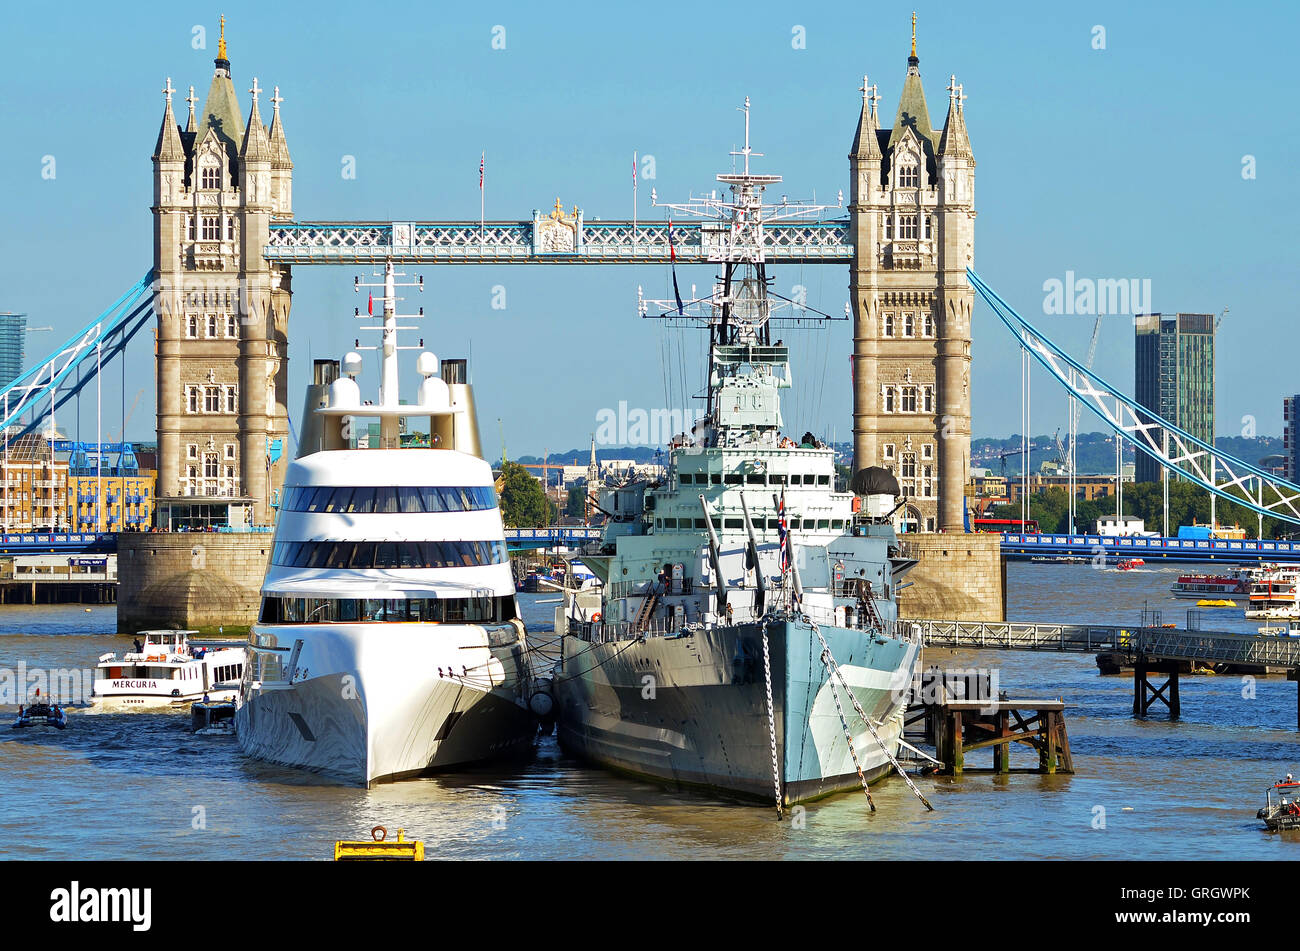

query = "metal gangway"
[{"left": 914, "top": 618, "right": 1300, "bottom": 670}]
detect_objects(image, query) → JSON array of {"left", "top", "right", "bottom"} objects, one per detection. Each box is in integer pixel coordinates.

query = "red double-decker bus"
[{"left": 972, "top": 516, "right": 1040, "bottom": 534}]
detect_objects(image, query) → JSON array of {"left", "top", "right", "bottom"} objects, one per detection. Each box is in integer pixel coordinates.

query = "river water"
[{"left": 1, "top": 561, "right": 1295, "bottom": 860}]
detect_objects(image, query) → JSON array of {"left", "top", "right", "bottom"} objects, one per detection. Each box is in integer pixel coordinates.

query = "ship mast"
[
  {"left": 353, "top": 261, "right": 426, "bottom": 448},
  {"left": 640, "top": 98, "right": 845, "bottom": 447}
]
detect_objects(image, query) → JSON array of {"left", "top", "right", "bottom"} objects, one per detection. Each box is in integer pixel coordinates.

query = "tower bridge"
[
  {"left": 138, "top": 17, "right": 977, "bottom": 530},
  {"left": 6, "top": 15, "right": 1300, "bottom": 557}
]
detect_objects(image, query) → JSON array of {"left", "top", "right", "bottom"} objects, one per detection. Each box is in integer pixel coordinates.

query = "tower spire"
[
  {"left": 218, "top": 14, "right": 228, "bottom": 62},
  {"left": 153, "top": 77, "right": 185, "bottom": 162},
  {"left": 911, "top": 11, "right": 918, "bottom": 60}
]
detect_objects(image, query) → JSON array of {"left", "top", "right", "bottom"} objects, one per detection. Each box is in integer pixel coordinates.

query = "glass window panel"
[
  {"left": 375, "top": 542, "right": 399, "bottom": 568},
  {"left": 399, "top": 542, "right": 422, "bottom": 569},
  {"left": 325, "top": 542, "right": 355, "bottom": 569},
  {"left": 421, "top": 486, "right": 447, "bottom": 513},
  {"left": 399, "top": 486, "right": 424, "bottom": 513},
  {"left": 374, "top": 486, "right": 399, "bottom": 514}
]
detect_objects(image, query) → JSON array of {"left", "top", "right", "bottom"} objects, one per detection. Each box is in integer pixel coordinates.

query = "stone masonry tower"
[
  {"left": 849, "top": 18, "right": 974, "bottom": 533},
  {"left": 151, "top": 18, "right": 292, "bottom": 526}
]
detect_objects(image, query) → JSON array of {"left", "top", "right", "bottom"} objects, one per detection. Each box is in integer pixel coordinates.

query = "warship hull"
[{"left": 556, "top": 619, "right": 919, "bottom": 806}]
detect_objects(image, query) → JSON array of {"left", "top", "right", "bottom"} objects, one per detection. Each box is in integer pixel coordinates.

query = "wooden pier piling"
[{"left": 932, "top": 700, "right": 1072, "bottom": 775}]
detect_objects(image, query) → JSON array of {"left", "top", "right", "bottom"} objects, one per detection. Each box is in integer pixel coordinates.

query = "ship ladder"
[
  {"left": 811, "top": 622, "right": 936, "bottom": 813},
  {"left": 860, "top": 581, "right": 886, "bottom": 630},
  {"left": 633, "top": 589, "right": 660, "bottom": 633}
]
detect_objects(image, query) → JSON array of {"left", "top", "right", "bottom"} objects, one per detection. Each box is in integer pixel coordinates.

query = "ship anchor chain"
[
  {"left": 760, "top": 623, "right": 784, "bottom": 819},
  {"left": 810, "top": 620, "right": 936, "bottom": 813}
]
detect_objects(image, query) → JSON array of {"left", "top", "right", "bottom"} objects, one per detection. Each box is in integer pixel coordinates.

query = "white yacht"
[
  {"left": 235, "top": 264, "right": 539, "bottom": 786},
  {"left": 90, "top": 630, "right": 246, "bottom": 711}
]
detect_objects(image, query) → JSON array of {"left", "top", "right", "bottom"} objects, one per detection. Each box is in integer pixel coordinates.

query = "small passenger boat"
[
  {"left": 1258, "top": 775, "right": 1300, "bottom": 831},
  {"left": 13, "top": 692, "right": 68, "bottom": 730}
]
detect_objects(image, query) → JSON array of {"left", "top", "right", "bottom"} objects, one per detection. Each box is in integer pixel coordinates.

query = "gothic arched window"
[
  {"left": 897, "top": 162, "right": 919, "bottom": 188},
  {"left": 201, "top": 164, "right": 221, "bottom": 190}
]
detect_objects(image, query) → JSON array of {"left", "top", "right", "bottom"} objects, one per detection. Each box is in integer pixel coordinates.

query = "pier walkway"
[
  {"left": 914, "top": 618, "right": 1300, "bottom": 670},
  {"left": 915, "top": 618, "right": 1300, "bottom": 727}
]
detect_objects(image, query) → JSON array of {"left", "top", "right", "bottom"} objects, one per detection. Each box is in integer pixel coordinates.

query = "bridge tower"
[
  {"left": 151, "top": 18, "right": 292, "bottom": 526},
  {"left": 849, "top": 18, "right": 975, "bottom": 533}
]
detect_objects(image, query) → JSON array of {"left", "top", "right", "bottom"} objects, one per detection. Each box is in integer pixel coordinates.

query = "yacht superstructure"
[{"left": 236, "top": 265, "right": 537, "bottom": 785}]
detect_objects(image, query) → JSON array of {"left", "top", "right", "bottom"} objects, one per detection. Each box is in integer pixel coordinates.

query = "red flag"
[
  {"left": 479, "top": 153, "right": 484, "bottom": 189},
  {"left": 367, "top": 292, "right": 373, "bottom": 316}
]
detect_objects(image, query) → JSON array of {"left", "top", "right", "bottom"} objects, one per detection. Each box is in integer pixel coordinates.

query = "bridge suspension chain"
[
  {"left": 0, "top": 271, "right": 154, "bottom": 435},
  {"left": 968, "top": 267, "right": 1300, "bottom": 526}
]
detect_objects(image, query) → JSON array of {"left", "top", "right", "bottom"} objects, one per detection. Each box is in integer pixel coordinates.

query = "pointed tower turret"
[
  {"left": 240, "top": 78, "right": 274, "bottom": 167},
  {"left": 938, "top": 75, "right": 973, "bottom": 160},
  {"left": 153, "top": 78, "right": 185, "bottom": 165},
  {"left": 196, "top": 15, "right": 244, "bottom": 176},
  {"left": 268, "top": 85, "right": 294, "bottom": 218},
  {"left": 185, "top": 85, "right": 197, "bottom": 134},
  {"left": 887, "top": 12, "right": 935, "bottom": 152}
]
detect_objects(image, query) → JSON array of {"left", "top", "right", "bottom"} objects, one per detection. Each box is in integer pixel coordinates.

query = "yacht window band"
[
  {"left": 280, "top": 484, "right": 497, "bottom": 515},
  {"left": 270, "top": 539, "right": 508, "bottom": 570},
  {"left": 259, "top": 594, "right": 518, "bottom": 625}
]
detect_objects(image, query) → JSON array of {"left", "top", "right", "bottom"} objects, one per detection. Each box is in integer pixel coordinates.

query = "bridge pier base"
[{"left": 1133, "top": 660, "right": 1180, "bottom": 719}]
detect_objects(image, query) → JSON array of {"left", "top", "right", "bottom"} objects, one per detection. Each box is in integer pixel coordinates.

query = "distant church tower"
[
  {"left": 151, "top": 18, "right": 293, "bottom": 525},
  {"left": 849, "top": 16, "right": 975, "bottom": 533}
]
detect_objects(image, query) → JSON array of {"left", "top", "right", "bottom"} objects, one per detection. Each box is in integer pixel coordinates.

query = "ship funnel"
[
  {"left": 297, "top": 359, "right": 341, "bottom": 458},
  {"left": 430, "top": 358, "right": 483, "bottom": 458}
]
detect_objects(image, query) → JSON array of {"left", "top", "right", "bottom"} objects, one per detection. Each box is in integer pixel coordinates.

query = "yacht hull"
[
  {"left": 555, "top": 619, "right": 919, "bottom": 806},
  {"left": 236, "top": 622, "right": 536, "bottom": 785}
]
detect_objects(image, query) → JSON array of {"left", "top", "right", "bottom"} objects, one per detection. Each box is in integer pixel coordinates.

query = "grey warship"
[{"left": 553, "top": 103, "right": 924, "bottom": 808}]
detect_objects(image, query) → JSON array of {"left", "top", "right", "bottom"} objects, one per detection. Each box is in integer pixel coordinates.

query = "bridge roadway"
[
  {"left": 999, "top": 531, "right": 1300, "bottom": 564},
  {"left": 264, "top": 220, "right": 852, "bottom": 266},
  {"left": 913, "top": 618, "right": 1300, "bottom": 671},
  {"left": 504, "top": 527, "right": 601, "bottom": 550}
]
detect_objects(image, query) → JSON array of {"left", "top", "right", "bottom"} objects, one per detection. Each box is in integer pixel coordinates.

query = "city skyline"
[{"left": 1, "top": 1, "right": 1297, "bottom": 458}]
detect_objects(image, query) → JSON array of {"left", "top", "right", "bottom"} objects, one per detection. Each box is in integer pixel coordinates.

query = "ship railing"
[
  {"left": 568, "top": 611, "right": 922, "bottom": 646},
  {"left": 607, "top": 578, "right": 694, "bottom": 600}
]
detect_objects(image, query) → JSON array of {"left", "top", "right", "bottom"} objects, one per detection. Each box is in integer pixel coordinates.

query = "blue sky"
[{"left": 1, "top": 0, "right": 1296, "bottom": 457}]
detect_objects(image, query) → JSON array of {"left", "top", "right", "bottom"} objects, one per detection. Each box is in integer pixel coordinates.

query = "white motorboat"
[{"left": 90, "top": 630, "right": 246, "bottom": 711}]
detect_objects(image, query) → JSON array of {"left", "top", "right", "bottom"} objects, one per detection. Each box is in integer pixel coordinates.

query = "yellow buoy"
[
  {"left": 1196, "top": 599, "right": 1236, "bottom": 608},
  {"left": 334, "top": 825, "right": 423, "bottom": 861}
]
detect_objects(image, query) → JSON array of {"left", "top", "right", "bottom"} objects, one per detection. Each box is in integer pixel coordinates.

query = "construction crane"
[{"left": 999, "top": 446, "right": 1030, "bottom": 478}]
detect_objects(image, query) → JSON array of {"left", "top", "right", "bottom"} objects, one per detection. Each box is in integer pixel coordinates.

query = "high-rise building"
[
  {"left": 1285, "top": 395, "right": 1299, "bottom": 482},
  {"left": 849, "top": 18, "right": 975, "bottom": 533},
  {"left": 0, "top": 313, "right": 26, "bottom": 388},
  {"left": 1134, "top": 313, "right": 1216, "bottom": 483}
]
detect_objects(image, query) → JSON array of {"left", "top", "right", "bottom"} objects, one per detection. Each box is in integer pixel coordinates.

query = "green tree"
[
  {"left": 565, "top": 485, "right": 587, "bottom": 518},
  {"left": 498, "top": 461, "right": 554, "bottom": 528}
]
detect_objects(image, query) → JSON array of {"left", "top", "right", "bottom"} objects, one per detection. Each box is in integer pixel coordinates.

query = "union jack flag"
[{"left": 776, "top": 488, "right": 788, "bottom": 573}]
